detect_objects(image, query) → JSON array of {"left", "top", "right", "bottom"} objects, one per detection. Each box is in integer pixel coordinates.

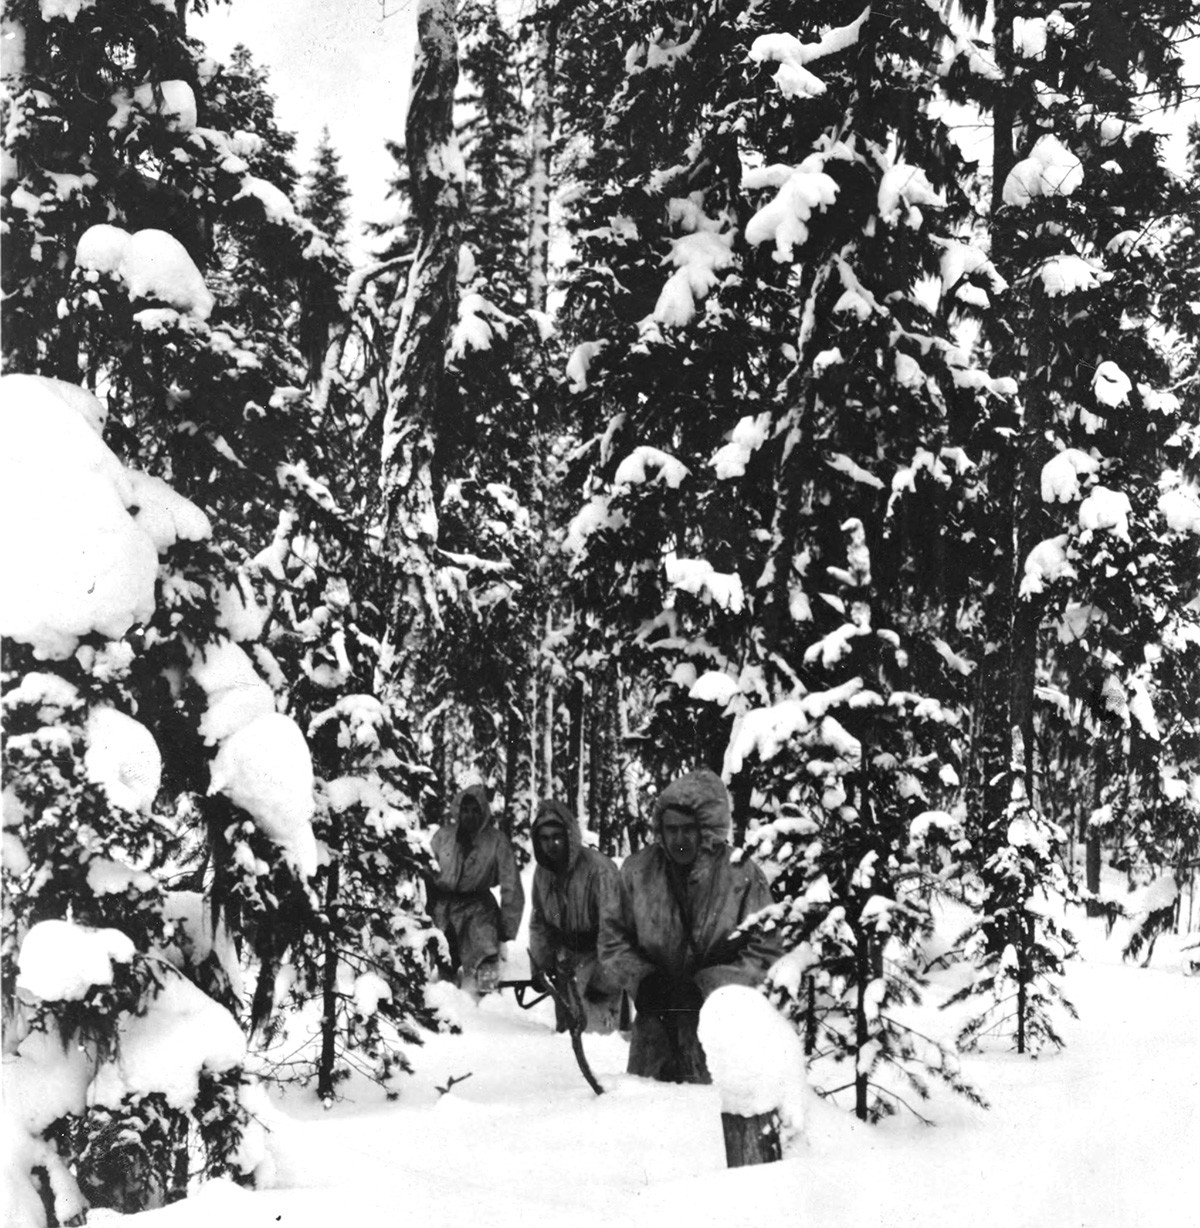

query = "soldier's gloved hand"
[
  {"left": 529, "top": 967, "right": 549, "bottom": 992},
  {"left": 555, "top": 949, "right": 577, "bottom": 978},
  {"left": 635, "top": 969, "right": 673, "bottom": 1016},
  {"left": 666, "top": 976, "right": 703, "bottom": 1015}
]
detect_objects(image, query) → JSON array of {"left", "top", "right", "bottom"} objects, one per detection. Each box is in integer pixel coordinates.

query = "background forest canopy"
[{"left": 1, "top": 0, "right": 1199, "bottom": 1220}]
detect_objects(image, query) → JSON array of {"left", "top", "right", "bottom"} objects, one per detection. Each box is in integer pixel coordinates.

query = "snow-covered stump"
[{"left": 698, "top": 985, "right": 807, "bottom": 1169}]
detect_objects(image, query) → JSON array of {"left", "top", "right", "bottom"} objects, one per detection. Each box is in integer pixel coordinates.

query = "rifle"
[
  {"left": 496, "top": 978, "right": 551, "bottom": 1010},
  {"left": 510, "top": 961, "right": 605, "bottom": 1097}
]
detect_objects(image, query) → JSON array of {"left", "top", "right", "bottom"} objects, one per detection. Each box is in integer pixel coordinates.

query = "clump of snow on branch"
[
  {"left": 217, "top": 574, "right": 269, "bottom": 642},
  {"left": 84, "top": 707, "right": 162, "bottom": 813},
  {"left": 1021, "top": 535, "right": 1076, "bottom": 596},
  {"left": 689, "top": 670, "right": 740, "bottom": 706},
  {"left": 831, "top": 452, "right": 885, "bottom": 490},
  {"left": 75, "top": 224, "right": 214, "bottom": 321},
  {"left": 748, "top": 9, "right": 868, "bottom": 100},
  {"left": 1039, "top": 254, "right": 1110, "bottom": 297},
  {"left": 209, "top": 713, "right": 318, "bottom": 878},
  {"left": 0, "top": 375, "right": 160, "bottom": 658},
  {"left": 565, "top": 340, "right": 606, "bottom": 392},
  {"left": 16, "top": 919, "right": 135, "bottom": 1001},
  {"left": 187, "top": 637, "right": 318, "bottom": 875},
  {"left": 1157, "top": 482, "right": 1200, "bottom": 534},
  {"left": 159, "top": 891, "right": 243, "bottom": 994},
  {"left": 1013, "top": 12, "right": 1075, "bottom": 60},
  {"left": 877, "top": 159, "right": 944, "bottom": 225},
  {"left": 190, "top": 639, "right": 277, "bottom": 744},
  {"left": 625, "top": 28, "right": 700, "bottom": 75},
  {"left": 698, "top": 985, "right": 808, "bottom": 1150},
  {"left": 664, "top": 556, "right": 745, "bottom": 613},
  {"left": 108, "top": 80, "right": 197, "bottom": 133},
  {"left": 1092, "top": 361, "right": 1131, "bottom": 409},
  {"left": 935, "top": 238, "right": 1007, "bottom": 304},
  {"left": 563, "top": 493, "right": 626, "bottom": 555},
  {"left": 1041, "top": 448, "right": 1099, "bottom": 502},
  {"left": 232, "top": 176, "right": 297, "bottom": 224},
  {"left": 89, "top": 973, "right": 246, "bottom": 1111},
  {"left": 711, "top": 413, "right": 770, "bottom": 479},
  {"left": 1002, "top": 135, "right": 1084, "bottom": 206},
  {"left": 743, "top": 158, "right": 840, "bottom": 262},
  {"left": 450, "top": 290, "right": 516, "bottom": 362},
  {"left": 649, "top": 196, "right": 735, "bottom": 327},
  {"left": 723, "top": 679, "right": 867, "bottom": 775},
  {"left": 2, "top": 371, "right": 108, "bottom": 432},
  {"left": 1078, "top": 486, "right": 1131, "bottom": 540},
  {"left": 613, "top": 446, "right": 689, "bottom": 488},
  {"left": 128, "top": 470, "right": 212, "bottom": 550}
]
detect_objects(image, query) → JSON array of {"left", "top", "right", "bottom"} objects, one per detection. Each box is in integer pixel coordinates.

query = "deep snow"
[{"left": 88, "top": 891, "right": 1198, "bottom": 1228}]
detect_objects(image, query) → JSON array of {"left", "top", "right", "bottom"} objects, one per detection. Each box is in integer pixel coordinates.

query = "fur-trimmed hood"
[
  {"left": 531, "top": 798, "right": 583, "bottom": 869},
  {"left": 650, "top": 769, "right": 731, "bottom": 850}
]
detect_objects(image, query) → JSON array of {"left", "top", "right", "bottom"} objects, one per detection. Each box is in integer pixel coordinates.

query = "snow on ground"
[{"left": 88, "top": 891, "right": 1198, "bottom": 1228}]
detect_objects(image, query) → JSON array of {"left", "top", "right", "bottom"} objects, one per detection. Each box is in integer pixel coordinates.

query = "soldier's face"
[
  {"left": 535, "top": 822, "right": 568, "bottom": 870},
  {"left": 459, "top": 795, "right": 484, "bottom": 839},
  {"left": 661, "top": 808, "right": 700, "bottom": 866}
]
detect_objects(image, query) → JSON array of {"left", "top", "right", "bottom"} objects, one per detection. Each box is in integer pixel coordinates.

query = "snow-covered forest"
[{"left": 2, "top": 0, "right": 1198, "bottom": 1224}]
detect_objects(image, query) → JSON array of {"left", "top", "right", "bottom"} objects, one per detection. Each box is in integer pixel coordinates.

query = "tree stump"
[{"left": 720, "top": 1110, "right": 782, "bottom": 1168}]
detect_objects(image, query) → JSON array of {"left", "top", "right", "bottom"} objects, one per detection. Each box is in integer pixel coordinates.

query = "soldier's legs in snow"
[
  {"left": 457, "top": 896, "right": 503, "bottom": 990},
  {"left": 628, "top": 1009, "right": 710, "bottom": 1083}
]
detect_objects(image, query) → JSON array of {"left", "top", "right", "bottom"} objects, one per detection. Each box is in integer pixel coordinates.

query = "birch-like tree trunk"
[
  {"left": 380, "top": 0, "right": 462, "bottom": 705},
  {"left": 526, "top": 8, "right": 556, "bottom": 312}
]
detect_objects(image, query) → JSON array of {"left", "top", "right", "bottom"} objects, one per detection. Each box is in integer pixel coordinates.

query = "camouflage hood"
[
  {"left": 446, "top": 783, "right": 494, "bottom": 831},
  {"left": 650, "top": 769, "right": 731, "bottom": 851},
  {"left": 531, "top": 798, "right": 583, "bottom": 869}
]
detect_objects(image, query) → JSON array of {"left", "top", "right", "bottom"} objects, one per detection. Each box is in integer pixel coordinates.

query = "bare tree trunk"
[
  {"left": 379, "top": 0, "right": 462, "bottom": 709},
  {"left": 528, "top": 654, "right": 540, "bottom": 821},
  {"left": 317, "top": 830, "right": 341, "bottom": 1103},
  {"left": 616, "top": 664, "right": 642, "bottom": 852},
  {"left": 1085, "top": 738, "right": 1103, "bottom": 907},
  {"left": 503, "top": 701, "right": 521, "bottom": 838},
  {"left": 526, "top": 6, "right": 557, "bottom": 311}
]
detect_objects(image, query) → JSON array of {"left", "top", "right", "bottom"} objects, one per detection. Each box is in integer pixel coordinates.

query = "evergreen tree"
[
  {"left": 1, "top": 2, "right": 442, "bottom": 1212},
  {"left": 299, "top": 125, "right": 351, "bottom": 254},
  {"left": 944, "top": 0, "right": 1198, "bottom": 1043},
  {"left": 549, "top": 0, "right": 1004, "bottom": 1116}
]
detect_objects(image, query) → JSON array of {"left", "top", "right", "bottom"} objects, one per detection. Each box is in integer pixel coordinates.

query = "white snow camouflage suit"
[
  {"left": 429, "top": 785, "right": 524, "bottom": 984},
  {"left": 599, "top": 769, "right": 778, "bottom": 1082},
  {"left": 528, "top": 800, "right": 624, "bottom": 1034}
]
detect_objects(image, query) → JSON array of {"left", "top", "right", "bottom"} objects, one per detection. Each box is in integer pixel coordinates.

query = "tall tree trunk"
[
  {"left": 1085, "top": 737, "right": 1103, "bottom": 908},
  {"left": 526, "top": 6, "right": 557, "bottom": 312},
  {"left": 317, "top": 843, "right": 341, "bottom": 1103},
  {"left": 379, "top": 0, "right": 462, "bottom": 714},
  {"left": 503, "top": 701, "right": 521, "bottom": 838},
  {"left": 527, "top": 655, "right": 540, "bottom": 823},
  {"left": 854, "top": 926, "right": 871, "bottom": 1121}
]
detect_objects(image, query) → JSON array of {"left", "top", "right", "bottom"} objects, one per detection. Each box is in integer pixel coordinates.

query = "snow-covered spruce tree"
[
  {"left": 551, "top": 0, "right": 1004, "bottom": 1111},
  {"left": 1, "top": 374, "right": 265, "bottom": 1220},
  {"left": 3, "top": 0, "right": 438, "bottom": 1184},
  {"left": 941, "top": 735, "right": 1078, "bottom": 1053},
  {"left": 374, "top": 0, "right": 571, "bottom": 847},
  {"left": 299, "top": 124, "right": 351, "bottom": 256},
  {"left": 940, "top": 0, "right": 1199, "bottom": 1042},
  {"left": 736, "top": 521, "right": 985, "bottom": 1122}
]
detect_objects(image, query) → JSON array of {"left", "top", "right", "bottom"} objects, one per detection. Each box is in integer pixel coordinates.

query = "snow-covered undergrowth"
[{"left": 91, "top": 896, "right": 1197, "bottom": 1228}]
